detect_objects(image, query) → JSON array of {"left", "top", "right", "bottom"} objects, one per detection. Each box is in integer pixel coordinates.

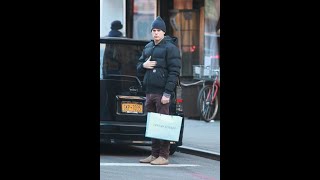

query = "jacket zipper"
[{"left": 146, "top": 45, "right": 156, "bottom": 89}]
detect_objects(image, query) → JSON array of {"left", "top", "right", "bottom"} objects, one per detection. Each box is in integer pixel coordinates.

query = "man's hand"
[
  {"left": 143, "top": 56, "right": 157, "bottom": 69},
  {"left": 161, "top": 95, "right": 170, "bottom": 104}
]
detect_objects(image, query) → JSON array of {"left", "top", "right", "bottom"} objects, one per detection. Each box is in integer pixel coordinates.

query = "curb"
[{"left": 177, "top": 146, "right": 220, "bottom": 161}]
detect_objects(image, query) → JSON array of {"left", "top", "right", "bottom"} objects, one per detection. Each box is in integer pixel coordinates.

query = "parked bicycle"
[{"left": 194, "top": 65, "right": 220, "bottom": 122}]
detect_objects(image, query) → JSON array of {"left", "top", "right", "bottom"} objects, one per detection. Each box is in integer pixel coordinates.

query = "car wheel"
[{"left": 169, "top": 144, "right": 178, "bottom": 155}]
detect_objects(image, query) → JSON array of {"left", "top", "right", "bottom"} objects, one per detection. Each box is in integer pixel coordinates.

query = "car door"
[{"left": 100, "top": 38, "right": 148, "bottom": 122}]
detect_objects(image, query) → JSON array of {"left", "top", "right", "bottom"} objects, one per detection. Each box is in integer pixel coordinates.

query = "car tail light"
[{"left": 176, "top": 85, "right": 183, "bottom": 113}]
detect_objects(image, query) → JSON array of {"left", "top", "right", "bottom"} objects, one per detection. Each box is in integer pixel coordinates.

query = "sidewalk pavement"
[{"left": 177, "top": 118, "right": 220, "bottom": 161}]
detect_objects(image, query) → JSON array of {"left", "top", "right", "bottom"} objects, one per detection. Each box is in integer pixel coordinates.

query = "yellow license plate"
[{"left": 121, "top": 102, "right": 143, "bottom": 113}]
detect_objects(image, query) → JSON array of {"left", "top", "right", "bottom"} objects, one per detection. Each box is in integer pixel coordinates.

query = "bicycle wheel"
[{"left": 197, "top": 85, "right": 219, "bottom": 122}]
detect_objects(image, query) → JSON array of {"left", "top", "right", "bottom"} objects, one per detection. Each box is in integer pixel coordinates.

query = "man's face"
[{"left": 152, "top": 29, "right": 165, "bottom": 42}]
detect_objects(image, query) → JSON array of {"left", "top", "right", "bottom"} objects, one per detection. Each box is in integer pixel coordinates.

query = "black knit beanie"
[
  {"left": 151, "top": 16, "right": 166, "bottom": 32},
  {"left": 111, "top": 20, "right": 123, "bottom": 30}
]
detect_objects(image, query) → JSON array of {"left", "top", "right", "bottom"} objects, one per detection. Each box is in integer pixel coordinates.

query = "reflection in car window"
[
  {"left": 101, "top": 43, "right": 145, "bottom": 79},
  {"left": 104, "top": 44, "right": 122, "bottom": 76}
]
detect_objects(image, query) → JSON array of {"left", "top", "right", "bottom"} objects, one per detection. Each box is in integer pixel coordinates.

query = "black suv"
[{"left": 100, "top": 37, "right": 184, "bottom": 155}]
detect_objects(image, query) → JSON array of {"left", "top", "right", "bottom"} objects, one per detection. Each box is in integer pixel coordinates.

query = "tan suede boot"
[
  {"left": 139, "top": 155, "right": 157, "bottom": 163},
  {"left": 150, "top": 156, "right": 169, "bottom": 165}
]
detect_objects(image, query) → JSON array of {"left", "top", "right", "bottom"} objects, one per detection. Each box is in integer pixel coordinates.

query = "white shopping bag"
[{"left": 145, "top": 112, "right": 183, "bottom": 141}]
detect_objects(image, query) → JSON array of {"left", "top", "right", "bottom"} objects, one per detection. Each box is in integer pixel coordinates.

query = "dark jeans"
[{"left": 146, "top": 93, "right": 170, "bottom": 159}]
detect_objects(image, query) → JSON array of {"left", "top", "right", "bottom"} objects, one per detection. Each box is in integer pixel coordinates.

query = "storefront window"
[
  {"left": 133, "top": 0, "right": 157, "bottom": 40},
  {"left": 170, "top": 9, "right": 200, "bottom": 77},
  {"left": 100, "top": 0, "right": 126, "bottom": 37},
  {"left": 204, "top": 0, "right": 220, "bottom": 69}
]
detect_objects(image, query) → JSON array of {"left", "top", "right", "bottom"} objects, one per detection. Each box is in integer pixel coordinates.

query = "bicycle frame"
[
  {"left": 197, "top": 69, "right": 220, "bottom": 121},
  {"left": 206, "top": 76, "right": 219, "bottom": 104}
]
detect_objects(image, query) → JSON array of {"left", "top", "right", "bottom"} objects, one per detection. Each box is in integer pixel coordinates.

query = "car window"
[{"left": 100, "top": 42, "right": 145, "bottom": 79}]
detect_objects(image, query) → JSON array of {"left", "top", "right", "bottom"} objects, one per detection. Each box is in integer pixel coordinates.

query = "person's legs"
[
  {"left": 140, "top": 94, "right": 159, "bottom": 163},
  {"left": 159, "top": 140, "right": 170, "bottom": 159},
  {"left": 149, "top": 94, "right": 171, "bottom": 165},
  {"left": 151, "top": 139, "right": 161, "bottom": 157}
]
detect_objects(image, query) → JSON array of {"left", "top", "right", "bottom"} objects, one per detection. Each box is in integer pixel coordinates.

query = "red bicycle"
[{"left": 196, "top": 66, "right": 220, "bottom": 122}]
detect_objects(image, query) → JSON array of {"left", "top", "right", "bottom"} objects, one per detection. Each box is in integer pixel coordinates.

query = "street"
[{"left": 100, "top": 144, "right": 220, "bottom": 180}]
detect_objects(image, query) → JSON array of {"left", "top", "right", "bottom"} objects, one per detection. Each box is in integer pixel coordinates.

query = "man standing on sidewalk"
[{"left": 136, "top": 16, "right": 181, "bottom": 165}]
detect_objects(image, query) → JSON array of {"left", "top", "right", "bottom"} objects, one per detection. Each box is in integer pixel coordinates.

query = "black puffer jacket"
[{"left": 137, "top": 36, "right": 181, "bottom": 95}]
